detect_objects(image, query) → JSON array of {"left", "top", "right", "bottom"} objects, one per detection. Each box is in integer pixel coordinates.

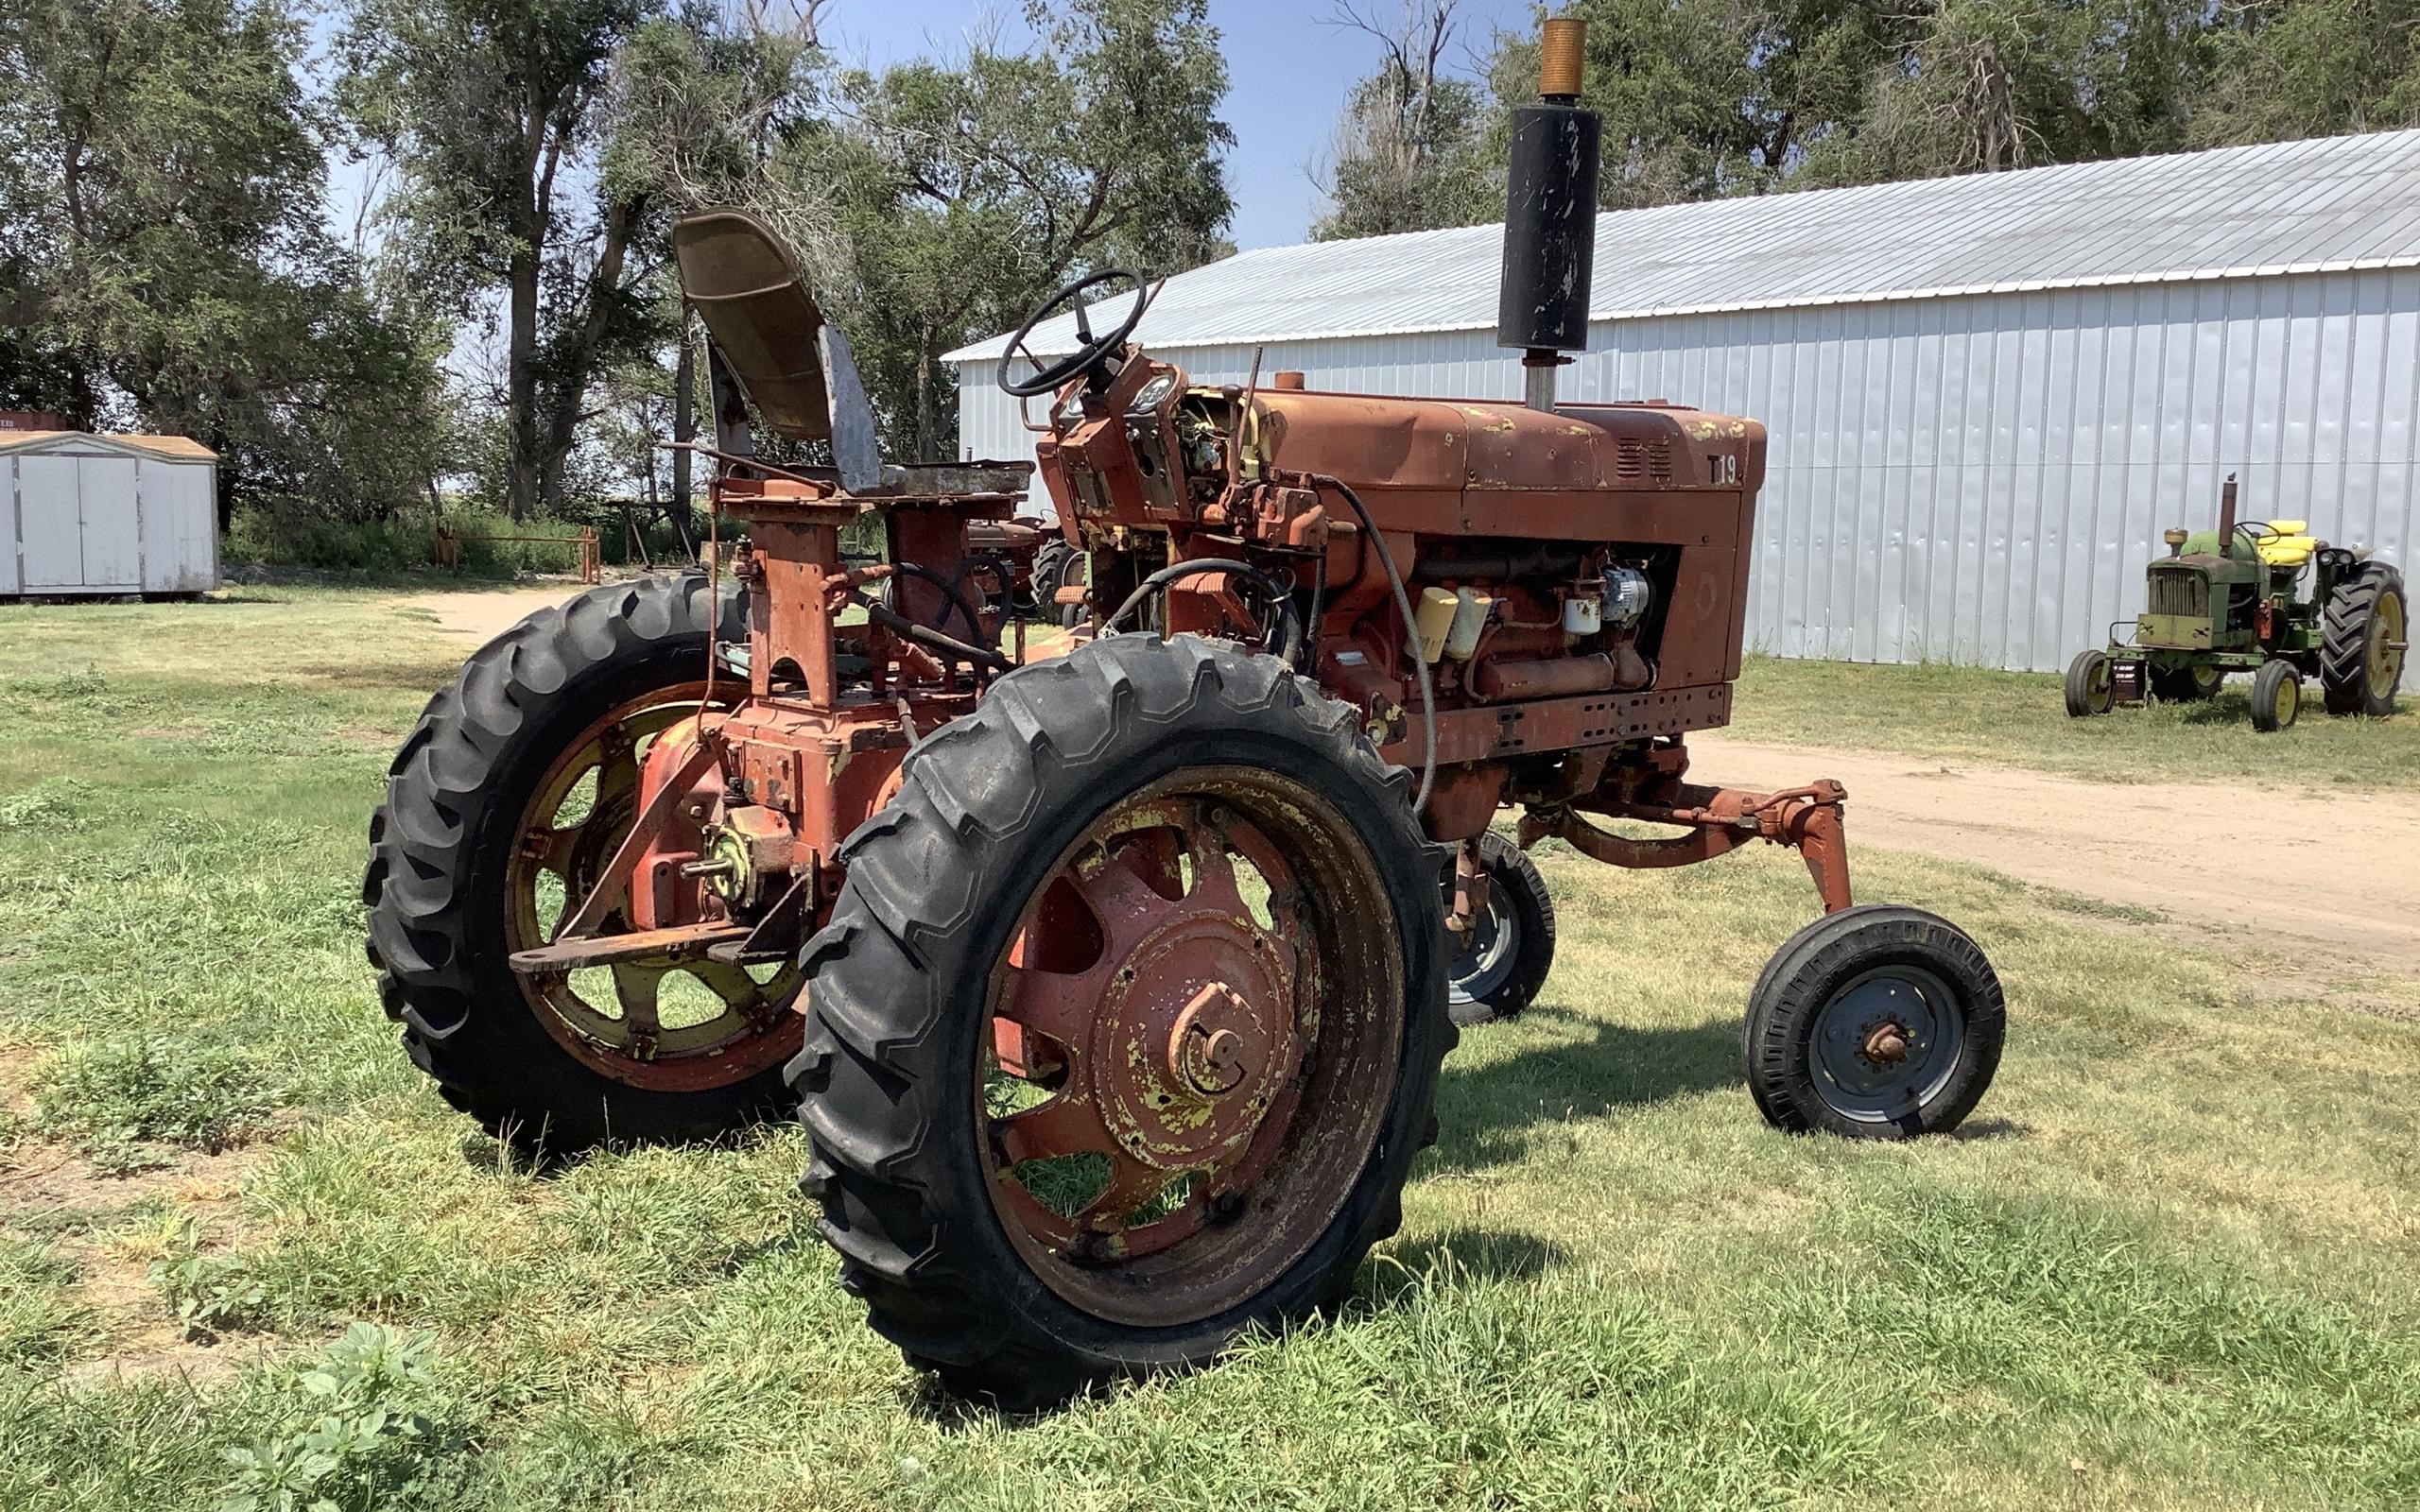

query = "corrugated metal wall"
[{"left": 958, "top": 266, "right": 2420, "bottom": 672}]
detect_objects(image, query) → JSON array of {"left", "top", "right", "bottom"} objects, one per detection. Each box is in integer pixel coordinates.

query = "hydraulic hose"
[
  {"left": 1104, "top": 557, "right": 1304, "bottom": 667},
  {"left": 856, "top": 594, "right": 1010, "bottom": 672},
  {"left": 887, "top": 558, "right": 992, "bottom": 643},
  {"left": 1306, "top": 474, "right": 1434, "bottom": 815}
]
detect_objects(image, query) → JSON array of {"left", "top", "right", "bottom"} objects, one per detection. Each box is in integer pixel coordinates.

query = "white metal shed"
[
  {"left": 2, "top": 431, "right": 218, "bottom": 598},
  {"left": 951, "top": 129, "right": 2420, "bottom": 672}
]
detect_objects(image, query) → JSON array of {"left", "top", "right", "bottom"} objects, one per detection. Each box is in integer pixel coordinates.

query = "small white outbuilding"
[{"left": 1, "top": 430, "right": 219, "bottom": 598}]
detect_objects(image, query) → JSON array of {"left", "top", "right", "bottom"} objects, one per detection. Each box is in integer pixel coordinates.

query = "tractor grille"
[
  {"left": 2147, "top": 567, "right": 2207, "bottom": 620},
  {"left": 1614, "top": 437, "right": 1671, "bottom": 481}
]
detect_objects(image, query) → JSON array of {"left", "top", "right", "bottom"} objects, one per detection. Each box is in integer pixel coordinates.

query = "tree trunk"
[
  {"left": 671, "top": 331, "right": 694, "bottom": 520},
  {"left": 913, "top": 323, "right": 939, "bottom": 462},
  {"left": 533, "top": 194, "right": 644, "bottom": 512},
  {"left": 506, "top": 247, "right": 542, "bottom": 522}
]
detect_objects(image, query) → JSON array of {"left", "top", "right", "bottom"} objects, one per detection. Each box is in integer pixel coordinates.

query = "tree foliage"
[
  {"left": 1312, "top": 4, "right": 1495, "bottom": 239},
  {"left": 796, "top": 0, "right": 1236, "bottom": 458},
  {"left": 1313, "top": 0, "right": 2420, "bottom": 236},
  {"left": 0, "top": 0, "right": 443, "bottom": 527}
]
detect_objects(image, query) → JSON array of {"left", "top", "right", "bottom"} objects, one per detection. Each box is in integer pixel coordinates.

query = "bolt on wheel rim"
[
  {"left": 979, "top": 768, "right": 1405, "bottom": 1327},
  {"left": 1807, "top": 965, "right": 1964, "bottom": 1124},
  {"left": 503, "top": 684, "right": 804, "bottom": 1091}
]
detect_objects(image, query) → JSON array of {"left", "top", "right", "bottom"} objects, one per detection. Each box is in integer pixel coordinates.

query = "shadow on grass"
[
  {"left": 1427, "top": 1004, "right": 1741, "bottom": 1173},
  {"left": 900, "top": 1224, "right": 1572, "bottom": 1429},
  {"left": 1360, "top": 1225, "right": 1566, "bottom": 1301}
]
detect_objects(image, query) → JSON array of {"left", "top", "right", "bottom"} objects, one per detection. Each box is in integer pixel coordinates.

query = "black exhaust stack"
[{"left": 1496, "top": 16, "right": 1600, "bottom": 412}]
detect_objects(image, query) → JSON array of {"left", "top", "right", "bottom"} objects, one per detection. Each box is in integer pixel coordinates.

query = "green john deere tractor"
[{"left": 2066, "top": 474, "right": 2406, "bottom": 731}]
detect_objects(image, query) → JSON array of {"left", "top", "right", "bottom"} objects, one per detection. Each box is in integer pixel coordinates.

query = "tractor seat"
[{"left": 2255, "top": 521, "right": 2318, "bottom": 568}]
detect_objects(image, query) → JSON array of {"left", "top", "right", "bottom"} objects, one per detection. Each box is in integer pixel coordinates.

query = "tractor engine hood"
[{"left": 1247, "top": 388, "right": 1765, "bottom": 533}]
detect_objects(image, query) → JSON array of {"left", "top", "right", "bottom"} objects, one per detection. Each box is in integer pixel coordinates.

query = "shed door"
[
  {"left": 18, "top": 455, "right": 84, "bottom": 588},
  {"left": 78, "top": 455, "right": 141, "bottom": 587}
]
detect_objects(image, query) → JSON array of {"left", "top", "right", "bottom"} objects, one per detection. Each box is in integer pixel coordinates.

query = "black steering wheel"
[{"left": 996, "top": 269, "right": 1149, "bottom": 398}]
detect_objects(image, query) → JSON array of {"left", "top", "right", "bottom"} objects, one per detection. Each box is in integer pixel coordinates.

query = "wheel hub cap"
[
  {"left": 1093, "top": 895, "right": 1298, "bottom": 1171},
  {"left": 1810, "top": 967, "right": 1964, "bottom": 1123}
]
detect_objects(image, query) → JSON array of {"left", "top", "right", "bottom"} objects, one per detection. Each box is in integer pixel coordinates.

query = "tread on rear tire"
[{"left": 2321, "top": 563, "right": 2405, "bottom": 717}]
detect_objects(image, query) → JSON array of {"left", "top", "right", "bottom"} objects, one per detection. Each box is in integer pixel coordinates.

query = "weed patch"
[{"left": 34, "top": 1038, "right": 275, "bottom": 1160}]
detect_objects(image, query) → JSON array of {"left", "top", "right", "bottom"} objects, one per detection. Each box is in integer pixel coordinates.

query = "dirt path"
[
  {"left": 401, "top": 585, "right": 587, "bottom": 643},
  {"left": 1693, "top": 732, "right": 2420, "bottom": 984}
]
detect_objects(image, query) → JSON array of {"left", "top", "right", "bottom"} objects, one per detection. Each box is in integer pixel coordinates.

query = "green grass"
[
  {"left": 1731, "top": 654, "right": 2420, "bottom": 787},
  {"left": 1, "top": 590, "right": 2416, "bottom": 1509}
]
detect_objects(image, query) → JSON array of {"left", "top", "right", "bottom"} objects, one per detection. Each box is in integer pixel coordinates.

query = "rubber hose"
[{"left": 1307, "top": 474, "right": 1434, "bottom": 815}]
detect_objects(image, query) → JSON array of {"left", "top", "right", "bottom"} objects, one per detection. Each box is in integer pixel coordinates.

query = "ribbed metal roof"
[{"left": 948, "top": 129, "right": 2420, "bottom": 362}]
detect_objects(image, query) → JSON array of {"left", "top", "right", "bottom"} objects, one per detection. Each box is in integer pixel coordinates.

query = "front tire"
[
  {"left": 2251, "top": 659, "right": 2302, "bottom": 732},
  {"left": 1744, "top": 905, "right": 2004, "bottom": 1140},
  {"left": 363, "top": 574, "right": 803, "bottom": 1153},
  {"left": 791, "top": 634, "right": 1452, "bottom": 1408},
  {"left": 2065, "top": 649, "right": 2114, "bottom": 716},
  {"left": 1448, "top": 833, "right": 1555, "bottom": 1025}
]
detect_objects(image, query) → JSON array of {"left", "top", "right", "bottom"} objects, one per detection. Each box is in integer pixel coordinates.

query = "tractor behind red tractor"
[{"left": 364, "top": 18, "right": 2004, "bottom": 1406}]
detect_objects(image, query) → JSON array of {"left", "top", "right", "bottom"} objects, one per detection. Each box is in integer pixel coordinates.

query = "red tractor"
[{"left": 364, "top": 20, "right": 2002, "bottom": 1405}]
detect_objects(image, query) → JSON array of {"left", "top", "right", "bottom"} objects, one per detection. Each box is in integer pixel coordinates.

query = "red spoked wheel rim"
[{"left": 978, "top": 766, "right": 1406, "bottom": 1327}]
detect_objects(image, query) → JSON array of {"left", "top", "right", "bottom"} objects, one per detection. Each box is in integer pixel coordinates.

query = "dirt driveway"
[
  {"left": 402, "top": 584, "right": 587, "bottom": 643},
  {"left": 1694, "top": 732, "right": 2420, "bottom": 986}
]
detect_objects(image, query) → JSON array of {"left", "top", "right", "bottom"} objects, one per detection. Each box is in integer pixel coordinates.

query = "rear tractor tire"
[
  {"left": 790, "top": 633, "right": 1453, "bottom": 1408},
  {"left": 2250, "top": 659, "right": 2302, "bottom": 732},
  {"left": 2321, "top": 563, "right": 2406, "bottom": 717},
  {"left": 1744, "top": 905, "right": 2005, "bottom": 1140},
  {"left": 363, "top": 573, "right": 804, "bottom": 1154},
  {"left": 2065, "top": 649, "right": 2115, "bottom": 717},
  {"left": 1447, "top": 833, "right": 1555, "bottom": 1025},
  {"left": 1029, "top": 537, "right": 1073, "bottom": 623}
]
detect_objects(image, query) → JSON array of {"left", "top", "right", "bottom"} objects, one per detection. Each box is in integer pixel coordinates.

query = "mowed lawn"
[{"left": 1, "top": 587, "right": 2415, "bottom": 1512}]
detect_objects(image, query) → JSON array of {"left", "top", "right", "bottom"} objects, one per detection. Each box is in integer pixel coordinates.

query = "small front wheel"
[
  {"left": 2250, "top": 659, "right": 2302, "bottom": 732},
  {"left": 1447, "top": 833, "right": 1556, "bottom": 1025},
  {"left": 1744, "top": 905, "right": 2005, "bottom": 1140},
  {"left": 2065, "top": 649, "right": 2115, "bottom": 717}
]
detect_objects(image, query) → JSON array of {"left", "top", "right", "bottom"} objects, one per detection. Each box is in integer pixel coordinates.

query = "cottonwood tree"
[
  {"left": 1311, "top": 2, "right": 1495, "bottom": 239},
  {"left": 792, "top": 0, "right": 1235, "bottom": 461},
  {"left": 0, "top": 0, "right": 441, "bottom": 527},
  {"left": 2190, "top": 0, "right": 2420, "bottom": 146}
]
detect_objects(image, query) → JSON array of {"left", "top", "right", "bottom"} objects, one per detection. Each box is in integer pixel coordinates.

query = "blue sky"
[{"left": 818, "top": 0, "right": 1531, "bottom": 249}]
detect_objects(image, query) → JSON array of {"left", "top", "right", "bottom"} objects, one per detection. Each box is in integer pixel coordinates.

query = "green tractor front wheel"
[
  {"left": 2251, "top": 660, "right": 2303, "bottom": 732},
  {"left": 2065, "top": 649, "right": 2115, "bottom": 717}
]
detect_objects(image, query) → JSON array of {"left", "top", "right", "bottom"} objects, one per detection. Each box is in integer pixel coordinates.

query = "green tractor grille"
[{"left": 2146, "top": 566, "right": 2208, "bottom": 620}]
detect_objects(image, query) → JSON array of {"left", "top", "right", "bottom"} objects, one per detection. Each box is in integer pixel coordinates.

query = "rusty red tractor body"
[{"left": 363, "top": 20, "right": 2002, "bottom": 1405}]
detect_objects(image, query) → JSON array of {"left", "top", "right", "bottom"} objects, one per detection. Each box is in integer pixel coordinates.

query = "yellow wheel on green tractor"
[
  {"left": 2251, "top": 660, "right": 2302, "bottom": 732},
  {"left": 2150, "top": 661, "right": 2224, "bottom": 702},
  {"left": 2065, "top": 649, "right": 2116, "bottom": 717}
]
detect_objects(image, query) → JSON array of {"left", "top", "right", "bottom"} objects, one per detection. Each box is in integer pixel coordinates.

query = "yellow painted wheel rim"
[{"left": 2372, "top": 591, "right": 2405, "bottom": 694}]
